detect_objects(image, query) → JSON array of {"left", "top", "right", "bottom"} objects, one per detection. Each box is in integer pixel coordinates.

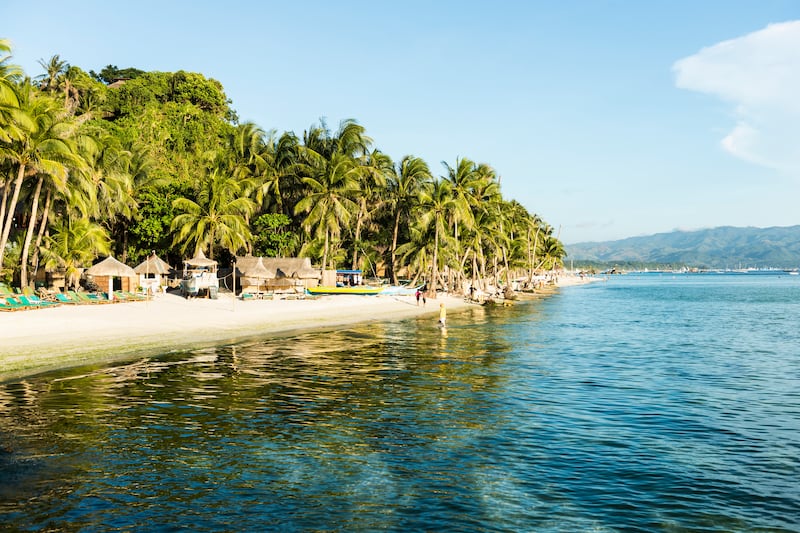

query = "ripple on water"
[{"left": 1, "top": 274, "right": 799, "bottom": 531}]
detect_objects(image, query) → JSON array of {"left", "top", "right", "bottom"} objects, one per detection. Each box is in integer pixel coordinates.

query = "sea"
[{"left": 1, "top": 272, "right": 798, "bottom": 532}]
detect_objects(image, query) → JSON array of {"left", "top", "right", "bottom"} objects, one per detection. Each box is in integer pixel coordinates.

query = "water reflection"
[
  {"left": 2, "top": 281, "right": 797, "bottom": 531},
  {"left": 0, "top": 306, "right": 522, "bottom": 531}
]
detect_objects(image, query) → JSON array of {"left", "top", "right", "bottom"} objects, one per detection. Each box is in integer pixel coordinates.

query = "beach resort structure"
[
  {"left": 133, "top": 253, "right": 173, "bottom": 294},
  {"left": 85, "top": 255, "right": 138, "bottom": 299},
  {"left": 180, "top": 250, "right": 219, "bottom": 298},
  {"left": 235, "top": 255, "right": 321, "bottom": 296}
]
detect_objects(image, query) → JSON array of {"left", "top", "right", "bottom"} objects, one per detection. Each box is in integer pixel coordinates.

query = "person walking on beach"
[
  {"left": 415, "top": 289, "right": 421, "bottom": 306},
  {"left": 438, "top": 302, "right": 446, "bottom": 327}
]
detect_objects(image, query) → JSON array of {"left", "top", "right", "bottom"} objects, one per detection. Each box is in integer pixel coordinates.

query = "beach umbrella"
[
  {"left": 241, "top": 257, "right": 275, "bottom": 292},
  {"left": 133, "top": 253, "right": 172, "bottom": 275},
  {"left": 185, "top": 249, "right": 217, "bottom": 268},
  {"left": 86, "top": 255, "right": 136, "bottom": 301}
]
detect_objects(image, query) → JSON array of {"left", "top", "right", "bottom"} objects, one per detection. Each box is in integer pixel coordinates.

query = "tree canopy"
[{"left": 0, "top": 41, "right": 566, "bottom": 292}]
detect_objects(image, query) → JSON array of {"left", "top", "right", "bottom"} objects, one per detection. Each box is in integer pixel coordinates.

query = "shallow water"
[{"left": 1, "top": 273, "right": 798, "bottom": 531}]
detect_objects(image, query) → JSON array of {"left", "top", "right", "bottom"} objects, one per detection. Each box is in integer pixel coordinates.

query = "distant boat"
[
  {"left": 306, "top": 286, "right": 384, "bottom": 296},
  {"left": 379, "top": 284, "right": 422, "bottom": 296}
]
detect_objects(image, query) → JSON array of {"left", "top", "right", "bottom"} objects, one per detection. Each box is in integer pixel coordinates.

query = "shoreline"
[
  {"left": 0, "top": 292, "right": 470, "bottom": 382},
  {"left": 0, "top": 275, "right": 600, "bottom": 382}
]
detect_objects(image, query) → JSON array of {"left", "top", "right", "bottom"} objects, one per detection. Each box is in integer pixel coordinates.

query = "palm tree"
[
  {"left": 0, "top": 81, "right": 77, "bottom": 276},
  {"left": 386, "top": 155, "right": 430, "bottom": 283},
  {"left": 294, "top": 152, "right": 360, "bottom": 270},
  {"left": 37, "top": 55, "right": 67, "bottom": 94},
  {"left": 39, "top": 217, "right": 111, "bottom": 290},
  {"left": 255, "top": 130, "right": 299, "bottom": 217},
  {"left": 171, "top": 168, "right": 256, "bottom": 260},
  {"left": 0, "top": 39, "right": 23, "bottom": 143},
  {"left": 416, "top": 178, "right": 456, "bottom": 296},
  {"left": 350, "top": 148, "right": 391, "bottom": 270}
]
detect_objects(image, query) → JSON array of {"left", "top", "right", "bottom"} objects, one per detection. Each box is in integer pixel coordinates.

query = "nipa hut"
[
  {"left": 85, "top": 256, "right": 137, "bottom": 300},
  {"left": 133, "top": 253, "right": 173, "bottom": 294},
  {"left": 237, "top": 256, "right": 276, "bottom": 295},
  {"left": 235, "top": 256, "right": 321, "bottom": 292}
]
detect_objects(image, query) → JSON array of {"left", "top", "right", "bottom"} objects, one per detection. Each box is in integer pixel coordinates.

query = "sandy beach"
[
  {"left": 0, "top": 291, "right": 472, "bottom": 381},
  {"left": 0, "top": 275, "right": 599, "bottom": 381}
]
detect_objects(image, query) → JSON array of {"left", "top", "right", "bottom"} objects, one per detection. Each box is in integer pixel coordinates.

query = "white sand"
[
  {"left": 0, "top": 276, "right": 601, "bottom": 380},
  {"left": 0, "top": 292, "right": 470, "bottom": 380}
]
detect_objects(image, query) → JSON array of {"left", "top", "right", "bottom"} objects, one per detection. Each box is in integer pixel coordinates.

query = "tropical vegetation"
[{"left": 0, "top": 40, "right": 565, "bottom": 294}]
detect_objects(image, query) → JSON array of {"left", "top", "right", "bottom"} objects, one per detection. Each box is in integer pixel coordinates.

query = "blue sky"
[{"left": 3, "top": 1, "right": 799, "bottom": 243}]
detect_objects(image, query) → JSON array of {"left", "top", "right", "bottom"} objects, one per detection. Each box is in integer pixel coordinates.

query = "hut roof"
[
  {"left": 235, "top": 256, "right": 320, "bottom": 279},
  {"left": 242, "top": 257, "right": 275, "bottom": 279},
  {"left": 185, "top": 249, "right": 217, "bottom": 267},
  {"left": 264, "top": 257, "right": 320, "bottom": 279},
  {"left": 86, "top": 256, "right": 136, "bottom": 277},
  {"left": 133, "top": 254, "right": 173, "bottom": 275}
]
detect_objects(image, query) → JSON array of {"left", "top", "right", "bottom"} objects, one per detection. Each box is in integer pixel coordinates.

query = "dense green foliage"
[{"left": 0, "top": 40, "right": 565, "bottom": 290}]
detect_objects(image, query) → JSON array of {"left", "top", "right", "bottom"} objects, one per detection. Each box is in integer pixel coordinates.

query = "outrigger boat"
[{"left": 306, "top": 285, "right": 385, "bottom": 296}]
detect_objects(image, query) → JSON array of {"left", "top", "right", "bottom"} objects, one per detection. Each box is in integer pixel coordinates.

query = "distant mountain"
[{"left": 566, "top": 226, "right": 800, "bottom": 269}]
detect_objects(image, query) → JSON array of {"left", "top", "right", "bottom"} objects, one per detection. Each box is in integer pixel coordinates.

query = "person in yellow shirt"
[{"left": 438, "top": 302, "right": 447, "bottom": 327}]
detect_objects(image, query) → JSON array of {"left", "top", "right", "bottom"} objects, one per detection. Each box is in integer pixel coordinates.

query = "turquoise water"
[{"left": 1, "top": 273, "right": 798, "bottom": 531}]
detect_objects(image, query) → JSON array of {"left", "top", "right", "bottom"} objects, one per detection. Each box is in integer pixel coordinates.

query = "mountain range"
[{"left": 565, "top": 226, "right": 800, "bottom": 269}]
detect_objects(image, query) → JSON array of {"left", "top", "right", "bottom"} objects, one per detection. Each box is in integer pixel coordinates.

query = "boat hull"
[{"left": 306, "top": 286, "right": 384, "bottom": 296}]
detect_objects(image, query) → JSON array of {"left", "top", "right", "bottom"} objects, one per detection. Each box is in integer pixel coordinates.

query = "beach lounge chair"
[
  {"left": 0, "top": 297, "right": 26, "bottom": 311},
  {"left": 0, "top": 296, "right": 32, "bottom": 311},
  {"left": 54, "top": 292, "right": 83, "bottom": 305},
  {"left": 115, "top": 290, "right": 145, "bottom": 301},
  {"left": 18, "top": 295, "right": 60, "bottom": 308},
  {"left": 68, "top": 290, "right": 107, "bottom": 304}
]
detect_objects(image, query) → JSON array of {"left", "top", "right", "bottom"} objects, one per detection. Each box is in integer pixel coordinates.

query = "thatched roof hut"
[
  {"left": 134, "top": 254, "right": 173, "bottom": 293},
  {"left": 235, "top": 256, "right": 320, "bottom": 290},
  {"left": 237, "top": 256, "right": 276, "bottom": 293},
  {"left": 184, "top": 250, "right": 217, "bottom": 269},
  {"left": 263, "top": 257, "right": 321, "bottom": 280},
  {"left": 85, "top": 256, "right": 137, "bottom": 299},
  {"left": 134, "top": 254, "right": 172, "bottom": 275}
]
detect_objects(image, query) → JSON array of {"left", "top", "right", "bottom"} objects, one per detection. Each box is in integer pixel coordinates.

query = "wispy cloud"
[{"left": 673, "top": 21, "right": 800, "bottom": 174}]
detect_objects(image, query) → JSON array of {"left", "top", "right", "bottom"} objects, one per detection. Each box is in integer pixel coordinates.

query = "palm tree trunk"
[
  {"left": 31, "top": 189, "right": 52, "bottom": 277},
  {"left": 390, "top": 210, "right": 401, "bottom": 284},
  {"left": 322, "top": 228, "right": 330, "bottom": 271},
  {"left": 19, "top": 176, "right": 44, "bottom": 287},
  {"left": 0, "top": 181, "right": 9, "bottom": 250},
  {"left": 430, "top": 223, "right": 439, "bottom": 298},
  {"left": 0, "top": 163, "right": 27, "bottom": 269},
  {"left": 351, "top": 200, "right": 365, "bottom": 270}
]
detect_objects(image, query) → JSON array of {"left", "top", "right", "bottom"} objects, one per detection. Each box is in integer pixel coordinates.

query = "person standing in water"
[{"left": 438, "top": 302, "right": 447, "bottom": 327}]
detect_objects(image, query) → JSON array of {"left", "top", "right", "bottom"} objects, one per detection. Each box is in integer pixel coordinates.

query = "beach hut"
[
  {"left": 262, "top": 257, "right": 321, "bottom": 289},
  {"left": 235, "top": 256, "right": 321, "bottom": 292},
  {"left": 238, "top": 256, "right": 276, "bottom": 296},
  {"left": 133, "top": 253, "right": 173, "bottom": 294},
  {"left": 180, "top": 250, "right": 219, "bottom": 298},
  {"left": 86, "top": 256, "right": 137, "bottom": 301}
]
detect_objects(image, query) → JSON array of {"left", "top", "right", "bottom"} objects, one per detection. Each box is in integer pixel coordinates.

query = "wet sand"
[{"left": 0, "top": 275, "right": 599, "bottom": 381}]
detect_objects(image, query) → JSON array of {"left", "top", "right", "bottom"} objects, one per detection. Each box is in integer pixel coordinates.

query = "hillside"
[{"left": 566, "top": 226, "right": 800, "bottom": 269}]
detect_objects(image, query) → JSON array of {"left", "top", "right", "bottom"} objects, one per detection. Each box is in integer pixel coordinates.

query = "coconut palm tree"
[
  {"left": 351, "top": 148, "right": 391, "bottom": 270},
  {"left": 171, "top": 167, "right": 256, "bottom": 260},
  {"left": 255, "top": 130, "right": 299, "bottom": 217},
  {"left": 386, "top": 155, "right": 430, "bottom": 283},
  {"left": 0, "top": 39, "right": 23, "bottom": 143},
  {"left": 36, "top": 55, "right": 67, "bottom": 94},
  {"left": 0, "top": 81, "right": 78, "bottom": 275},
  {"left": 417, "top": 178, "right": 457, "bottom": 296},
  {"left": 39, "top": 216, "right": 111, "bottom": 290},
  {"left": 294, "top": 151, "right": 360, "bottom": 270}
]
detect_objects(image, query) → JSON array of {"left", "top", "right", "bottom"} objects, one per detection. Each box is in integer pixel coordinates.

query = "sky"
[{"left": 3, "top": 1, "right": 800, "bottom": 244}]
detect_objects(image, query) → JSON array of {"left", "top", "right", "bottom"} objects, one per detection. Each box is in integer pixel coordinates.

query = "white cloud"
[{"left": 673, "top": 20, "right": 800, "bottom": 174}]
